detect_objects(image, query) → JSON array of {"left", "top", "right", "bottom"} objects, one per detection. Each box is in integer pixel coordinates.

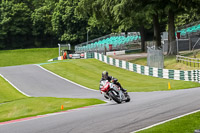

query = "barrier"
[
  {"left": 94, "top": 52, "right": 200, "bottom": 83},
  {"left": 84, "top": 52, "right": 94, "bottom": 59},
  {"left": 48, "top": 56, "right": 63, "bottom": 61},
  {"left": 106, "top": 50, "right": 125, "bottom": 56},
  {"left": 176, "top": 55, "right": 200, "bottom": 67}
]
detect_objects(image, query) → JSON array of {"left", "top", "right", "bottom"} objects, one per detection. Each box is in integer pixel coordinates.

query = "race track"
[
  {"left": 0, "top": 65, "right": 101, "bottom": 99},
  {"left": 0, "top": 64, "right": 200, "bottom": 133}
]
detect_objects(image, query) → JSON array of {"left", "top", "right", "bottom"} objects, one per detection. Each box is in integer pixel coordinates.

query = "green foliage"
[
  {"left": 52, "top": 0, "right": 87, "bottom": 43},
  {"left": 175, "top": 8, "right": 200, "bottom": 29},
  {"left": 31, "top": 0, "right": 56, "bottom": 36},
  {"left": 0, "top": 0, "right": 200, "bottom": 50},
  {"left": 0, "top": 1, "right": 32, "bottom": 49}
]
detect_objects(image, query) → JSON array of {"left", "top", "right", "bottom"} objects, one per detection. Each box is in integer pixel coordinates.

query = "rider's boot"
[{"left": 121, "top": 87, "right": 127, "bottom": 94}]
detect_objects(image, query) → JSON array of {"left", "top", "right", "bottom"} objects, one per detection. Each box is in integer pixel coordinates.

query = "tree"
[
  {"left": 31, "top": 0, "right": 58, "bottom": 47},
  {"left": 111, "top": 0, "right": 152, "bottom": 52},
  {"left": 113, "top": 0, "right": 165, "bottom": 49},
  {"left": 164, "top": 0, "right": 200, "bottom": 55},
  {"left": 0, "top": 1, "right": 32, "bottom": 49},
  {"left": 52, "top": 0, "right": 88, "bottom": 46},
  {"left": 76, "top": 0, "right": 114, "bottom": 38}
]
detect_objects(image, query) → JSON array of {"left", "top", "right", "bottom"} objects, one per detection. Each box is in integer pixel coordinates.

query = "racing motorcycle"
[{"left": 99, "top": 80, "right": 130, "bottom": 104}]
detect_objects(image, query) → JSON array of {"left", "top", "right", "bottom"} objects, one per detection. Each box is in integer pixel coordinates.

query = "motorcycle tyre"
[
  {"left": 108, "top": 90, "right": 122, "bottom": 104},
  {"left": 125, "top": 94, "right": 131, "bottom": 102}
]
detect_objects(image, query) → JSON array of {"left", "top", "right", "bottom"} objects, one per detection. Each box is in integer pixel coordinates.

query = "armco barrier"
[{"left": 94, "top": 52, "right": 200, "bottom": 83}]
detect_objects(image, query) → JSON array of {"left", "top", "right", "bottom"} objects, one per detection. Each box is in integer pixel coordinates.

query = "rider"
[{"left": 100, "top": 71, "right": 127, "bottom": 93}]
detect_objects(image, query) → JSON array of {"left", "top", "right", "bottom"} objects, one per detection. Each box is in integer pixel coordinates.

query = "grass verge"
[
  {"left": 0, "top": 97, "right": 104, "bottom": 122},
  {"left": 0, "top": 48, "right": 58, "bottom": 67},
  {"left": 137, "top": 111, "right": 200, "bottom": 133},
  {"left": 0, "top": 76, "right": 26, "bottom": 103},
  {"left": 42, "top": 59, "right": 200, "bottom": 92}
]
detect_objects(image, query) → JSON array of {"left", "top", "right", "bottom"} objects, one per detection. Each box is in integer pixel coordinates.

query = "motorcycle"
[{"left": 99, "top": 80, "right": 130, "bottom": 104}]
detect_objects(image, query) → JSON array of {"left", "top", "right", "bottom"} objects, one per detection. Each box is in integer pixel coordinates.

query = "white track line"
[
  {"left": 35, "top": 64, "right": 98, "bottom": 92},
  {"left": 131, "top": 108, "right": 200, "bottom": 133},
  {"left": 0, "top": 74, "right": 31, "bottom": 97}
]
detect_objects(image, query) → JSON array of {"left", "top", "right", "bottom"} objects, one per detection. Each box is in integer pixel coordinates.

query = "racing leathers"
[{"left": 99, "top": 76, "right": 126, "bottom": 92}]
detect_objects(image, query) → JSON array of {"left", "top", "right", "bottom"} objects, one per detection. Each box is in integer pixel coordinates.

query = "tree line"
[
  {"left": 0, "top": 0, "right": 200, "bottom": 55},
  {"left": 0, "top": 0, "right": 110, "bottom": 50}
]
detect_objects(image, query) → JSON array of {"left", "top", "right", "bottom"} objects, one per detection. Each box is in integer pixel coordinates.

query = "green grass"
[
  {"left": 42, "top": 59, "right": 200, "bottom": 92},
  {"left": 0, "top": 48, "right": 58, "bottom": 67},
  {"left": 0, "top": 76, "right": 26, "bottom": 103},
  {"left": 137, "top": 111, "right": 200, "bottom": 133},
  {"left": 0, "top": 70, "right": 105, "bottom": 122},
  {"left": 130, "top": 55, "right": 200, "bottom": 70},
  {"left": 0, "top": 97, "right": 104, "bottom": 122}
]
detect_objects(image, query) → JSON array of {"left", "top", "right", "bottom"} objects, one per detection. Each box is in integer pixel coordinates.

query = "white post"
[
  {"left": 87, "top": 29, "right": 90, "bottom": 45},
  {"left": 58, "top": 43, "right": 60, "bottom": 56},
  {"left": 68, "top": 44, "right": 71, "bottom": 50}
]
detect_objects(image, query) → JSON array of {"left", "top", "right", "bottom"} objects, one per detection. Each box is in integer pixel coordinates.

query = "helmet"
[{"left": 102, "top": 71, "right": 108, "bottom": 79}]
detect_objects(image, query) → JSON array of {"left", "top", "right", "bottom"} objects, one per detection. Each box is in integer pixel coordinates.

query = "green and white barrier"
[
  {"left": 94, "top": 52, "right": 200, "bottom": 83},
  {"left": 48, "top": 56, "right": 63, "bottom": 62},
  {"left": 84, "top": 52, "right": 94, "bottom": 59}
]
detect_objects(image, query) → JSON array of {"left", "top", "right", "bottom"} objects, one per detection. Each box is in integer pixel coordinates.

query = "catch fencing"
[{"left": 94, "top": 52, "right": 200, "bottom": 83}]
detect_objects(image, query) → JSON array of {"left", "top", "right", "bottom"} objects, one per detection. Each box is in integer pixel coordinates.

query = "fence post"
[{"left": 189, "top": 36, "right": 192, "bottom": 51}]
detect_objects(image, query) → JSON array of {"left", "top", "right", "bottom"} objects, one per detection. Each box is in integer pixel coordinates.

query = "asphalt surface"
[
  {"left": 0, "top": 65, "right": 101, "bottom": 99},
  {"left": 1, "top": 64, "right": 200, "bottom": 133}
]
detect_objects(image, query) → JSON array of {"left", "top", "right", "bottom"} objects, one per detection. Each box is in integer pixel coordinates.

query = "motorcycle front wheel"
[{"left": 108, "top": 90, "right": 122, "bottom": 104}]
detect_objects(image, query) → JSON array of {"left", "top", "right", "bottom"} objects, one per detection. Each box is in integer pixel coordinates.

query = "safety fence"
[
  {"left": 94, "top": 52, "right": 200, "bottom": 83},
  {"left": 176, "top": 55, "right": 200, "bottom": 67}
]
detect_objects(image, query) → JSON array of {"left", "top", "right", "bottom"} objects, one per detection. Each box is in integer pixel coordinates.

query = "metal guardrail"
[
  {"left": 176, "top": 55, "right": 200, "bottom": 67},
  {"left": 95, "top": 52, "right": 200, "bottom": 83}
]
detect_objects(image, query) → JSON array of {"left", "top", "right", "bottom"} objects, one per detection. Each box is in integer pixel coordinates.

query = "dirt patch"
[{"left": 111, "top": 53, "right": 147, "bottom": 61}]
